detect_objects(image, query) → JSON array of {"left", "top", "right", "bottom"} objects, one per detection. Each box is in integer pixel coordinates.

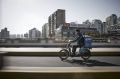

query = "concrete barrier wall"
[
  {"left": 0, "top": 67, "right": 120, "bottom": 79},
  {"left": 0, "top": 48, "right": 120, "bottom": 56},
  {"left": 0, "top": 72, "right": 120, "bottom": 79},
  {"left": 4, "top": 51, "right": 120, "bottom": 56},
  {"left": 0, "top": 55, "right": 3, "bottom": 69},
  {"left": 0, "top": 52, "right": 7, "bottom": 69}
]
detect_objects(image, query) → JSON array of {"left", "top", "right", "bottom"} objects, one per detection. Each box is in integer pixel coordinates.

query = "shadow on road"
[{"left": 64, "top": 59, "right": 120, "bottom": 67}]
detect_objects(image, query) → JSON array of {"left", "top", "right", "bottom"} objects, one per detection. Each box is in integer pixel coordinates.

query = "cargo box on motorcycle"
[{"left": 84, "top": 35, "right": 92, "bottom": 48}]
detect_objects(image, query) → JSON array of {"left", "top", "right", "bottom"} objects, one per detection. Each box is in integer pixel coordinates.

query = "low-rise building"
[
  {"left": 55, "top": 23, "right": 99, "bottom": 40},
  {"left": 0, "top": 28, "right": 10, "bottom": 39}
]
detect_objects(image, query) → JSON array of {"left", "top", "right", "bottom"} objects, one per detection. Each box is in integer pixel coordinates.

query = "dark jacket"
[{"left": 71, "top": 32, "right": 84, "bottom": 46}]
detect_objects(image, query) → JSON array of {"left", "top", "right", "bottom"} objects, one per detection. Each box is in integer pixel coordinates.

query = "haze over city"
[{"left": 0, "top": 0, "right": 120, "bottom": 34}]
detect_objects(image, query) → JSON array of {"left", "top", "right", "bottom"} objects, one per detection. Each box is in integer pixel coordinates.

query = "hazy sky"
[{"left": 0, "top": 0, "right": 120, "bottom": 34}]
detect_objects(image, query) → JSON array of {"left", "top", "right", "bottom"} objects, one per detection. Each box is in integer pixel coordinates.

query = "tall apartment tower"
[
  {"left": 106, "top": 14, "right": 117, "bottom": 26},
  {"left": 92, "top": 19, "right": 103, "bottom": 35},
  {"left": 42, "top": 23, "right": 49, "bottom": 38},
  {"left": 117, "top": 17, "right": 120, "bottom": 25},
  {"left": 48, "top": 9, "right": 65, "bottom": 37}
]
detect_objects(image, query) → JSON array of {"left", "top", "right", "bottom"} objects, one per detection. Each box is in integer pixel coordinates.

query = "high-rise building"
[
  {"left": 29, "top": 28, "right": 41, "bottom": 38},
  {"left": 55, "top": 23, "right": 70, "bottom": 40},
  {"left": 117, "top": 17, "right": 120, "bottom": 25},
  {"left": 92, "top": 19, "right": 103, "bottom": 35},
  {"left": 102, "top": 22, "right": 108, "bottom": 34},
  {"left": 0, "top": 32, "right": 1, "bottom": 38},
  {"left": 106, "top": 14, "right": 120, "bottom": 36},
  {"left": 48, "top": 9, "right": 65, "bottom": 37},
  {"left": 42, "top": 23, "right": 49, "bottom": 38},
  {"left": 83, "top": 20, "right": 91, "bottom": 28},
  {"left": 0, "top": 27, "right": 10, "bottom": 39},
  {"left": 106, "top": 14, "right": 117, "bottom": 26},
  {"left": 48, "top": 14, "right": 54, "bottom": 37}
]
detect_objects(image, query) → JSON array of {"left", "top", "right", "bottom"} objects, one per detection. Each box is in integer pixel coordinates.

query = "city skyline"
[{"left": 0, "top": 0, "right": 120, "bottom": 34}]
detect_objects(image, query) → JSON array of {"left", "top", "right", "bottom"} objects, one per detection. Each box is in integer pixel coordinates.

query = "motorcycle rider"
[{"left": 69, "top": 29, "right": 84, "bottom": 56}]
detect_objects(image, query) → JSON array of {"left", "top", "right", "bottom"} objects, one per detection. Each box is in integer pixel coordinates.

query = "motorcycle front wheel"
[{"left": 59, "top": 49, "right": 69, "bottom": 61}]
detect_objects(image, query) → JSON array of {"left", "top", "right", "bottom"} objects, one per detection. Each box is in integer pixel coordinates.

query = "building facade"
[
  {"left": 0, "top": 32, "right": 1, "bottom": 39},
  {"left": 48, "top": 9, "right": 65, "bottom": 38},
  {"left": 42, "top": 23, "right": 49, "bottom": 38},
  {"left": 24, "top": 33, "right": 29, "bottom": 38},
  {"left": 83, "top": 20, "right": 91, "bottom": 28},
  {"left": 92, "top": 19, "right": 103, "bottom": 35},
  {"left": 106, "top": 14, "right": 117, "bottom": 27},
  {"left": 117, "top": 17, "right": 120, "bottom": 25},
  {"left": 9, "top": 34, "right": 17, "bottom": 39},
  {"left": 55, "top": 23, "right": 99, "bottom": 40},
  {"left": 0, "top": 28, "right": 10, "bottom": 39},
  {"left": 29, "top": 28, "right": 41, "bottom": 39},
  {"left": 102, "top": 22, "right": 108, "bottom": 34},
  {"left": 106, "top": 14, "right": 120, "bottom": 36}
]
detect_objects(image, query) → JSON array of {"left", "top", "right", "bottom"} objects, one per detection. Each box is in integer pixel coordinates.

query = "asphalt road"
[{"left": 4, "top": 56, "right": 120, "bottom": 67}]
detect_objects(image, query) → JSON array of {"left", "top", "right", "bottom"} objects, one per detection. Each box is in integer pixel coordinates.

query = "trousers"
[{"left": 72, "top": 44, "right": 84, "bottom": 54}]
